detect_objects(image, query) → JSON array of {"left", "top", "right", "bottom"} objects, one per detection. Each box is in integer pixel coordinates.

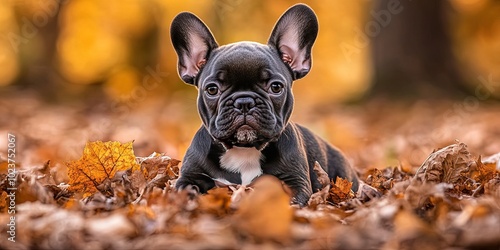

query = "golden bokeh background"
[{"left": 1, "top": 0, "right": 498, "bottom": 101}]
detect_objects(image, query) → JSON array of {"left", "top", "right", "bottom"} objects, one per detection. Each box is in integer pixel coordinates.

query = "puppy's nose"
[{"left": 234, "top": 97, "right": 255, "bottom": 113}]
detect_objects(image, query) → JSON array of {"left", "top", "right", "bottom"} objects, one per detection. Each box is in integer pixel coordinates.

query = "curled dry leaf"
[
  {"left": 413, "top": 142, "right": 472, "bottom": 185},
  {"left": 405, "top": 142, "right": 474, "bottom": 208},
  {"left": 308, "top": 161, "right": 331, "bottom": 207}
]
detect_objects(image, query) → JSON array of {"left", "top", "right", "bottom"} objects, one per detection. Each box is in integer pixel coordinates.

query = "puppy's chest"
[{"left": 219, "top": 147, "right": 263, "bottom": 185}]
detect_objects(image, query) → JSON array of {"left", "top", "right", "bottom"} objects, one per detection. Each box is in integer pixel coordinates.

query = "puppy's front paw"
[{"left": 178, "top": 184, "right": 200, "bottom": 199}]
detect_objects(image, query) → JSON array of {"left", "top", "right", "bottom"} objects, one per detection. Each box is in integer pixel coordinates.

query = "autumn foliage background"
[{"left": 1, "top": 0, "right": 500, "bottom": 249}]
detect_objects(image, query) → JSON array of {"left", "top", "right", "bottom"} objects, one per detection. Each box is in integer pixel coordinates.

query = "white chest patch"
[{"left": 220, "top": 147, "right": 263, "bottom": 185}]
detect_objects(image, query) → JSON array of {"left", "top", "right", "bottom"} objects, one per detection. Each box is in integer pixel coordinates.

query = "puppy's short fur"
[{"left": 171, "top": 4, "right": 359, "bottom": 206}]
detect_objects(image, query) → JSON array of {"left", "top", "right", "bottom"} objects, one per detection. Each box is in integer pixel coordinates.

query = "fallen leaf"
[
  {"left": 365, "top": 168, "right": 386, "bottom": 192},
  {"left": 328, "top": 176, "right": 354, "bottom": 204},
  {"left": 234, "top": 175, "right": 293, "bottom": 243},
  {"left": 365, "top": 166, "right": 411, "bottom": 194},
  {"left": 198, "top": 187, "right": 232, "bottom": 216},
  {"left": 413, "top": 142, "right": 472, "bottom": 185},
  {"left": 67, "top": 141, "right": 140, "bottom": 197},
  {"left": 405, "top": 142, "right": 474, "bottom": 207},
  {"left": 136, "top": 152, "right": 180, "bottom": 182},
  {"left": 308, "top": 162, "right": 331, "bottom": 207}
]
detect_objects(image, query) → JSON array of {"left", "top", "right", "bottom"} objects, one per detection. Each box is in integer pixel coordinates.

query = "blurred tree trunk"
[
  {"left": 15, "top": 1, "right": 65, "bottom": 101},
  {"left": 368, "top": 0, "right": 467, "bottom": 99}
]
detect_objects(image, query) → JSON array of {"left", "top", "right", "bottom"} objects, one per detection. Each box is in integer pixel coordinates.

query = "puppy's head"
[{"left": 171, "top": 4, "right": 318, "bottom": 150}]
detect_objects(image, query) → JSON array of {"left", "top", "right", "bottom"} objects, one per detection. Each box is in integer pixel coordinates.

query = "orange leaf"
[
  {"left": 67, "top": 141, "right": 140, "bottom": 197},
  {"left": 473, "top": 156, "right": 497, "bottom": 184},
  {"left": 329, "top": 176, "right": 354, "bottom": 203},
  {"left": 198, "top": 187, "right": 232, "bottom": 216}
]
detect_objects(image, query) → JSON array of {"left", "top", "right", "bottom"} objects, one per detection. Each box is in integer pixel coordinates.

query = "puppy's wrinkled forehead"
[{"left": 202, "top": 42, "right": 289, "bottom": 85}]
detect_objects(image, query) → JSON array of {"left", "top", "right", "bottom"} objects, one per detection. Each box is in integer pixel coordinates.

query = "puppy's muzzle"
[{"left": 233, "top": 96, "right": 258, "bottom": 145}]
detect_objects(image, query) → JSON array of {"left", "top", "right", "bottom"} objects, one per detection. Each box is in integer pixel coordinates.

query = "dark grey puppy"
[{"left": 170, "top": 4, "right": 359, "bottom": 206}]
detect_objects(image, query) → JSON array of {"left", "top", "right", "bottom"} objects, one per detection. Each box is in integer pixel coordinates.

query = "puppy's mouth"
[
  {"left": 234, "top": 125, "right": 257, "bottom": 146},
  {"left": 220, "top": 125, "right": 268, "bottom": 150}
]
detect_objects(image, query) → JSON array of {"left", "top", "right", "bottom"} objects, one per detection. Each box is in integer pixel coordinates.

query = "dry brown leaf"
[
  {"left": 365, "top": 168, "right": 386, "bottom": 192},
  {"left": 137, "top": 152, "right": 180, "bottom": 182},
  {"left": 67, "top": 141, "right": 140, "bottom": 197},
  {"left": 412, "top": 142, "right": 472, "bottom": 185},
  {"left": 405, "top": 142, "right": 474, "bottom": 207},
  {"left": 328, "top": 176, "right": 354, "bottom": 204},
  {"left": 308, "top": 161, "right": 331, "bottom": 207},
  {"left": 365, "top": 166, "right": 412, "bottom": 194},
  {"left": 234, "top": 175, "right": 293, "bottom": 243},
  {"left": 198, "top": 187, "right": 232, "bottom": 216},
  {"left": 138, "top": 152, "right": 180, "bottom": 193}
]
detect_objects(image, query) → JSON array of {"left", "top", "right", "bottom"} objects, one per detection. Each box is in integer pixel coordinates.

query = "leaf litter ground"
[{"left": 1, "top": 96, "right": 500, "bottom": 249}]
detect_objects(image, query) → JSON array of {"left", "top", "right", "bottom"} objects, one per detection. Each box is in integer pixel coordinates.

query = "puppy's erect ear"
[
  {"left": 268, "top": 4, "right": 318, "bottom": 80},
  {"left": 171, "top": 12, "right": 218, "bottom": 85}
]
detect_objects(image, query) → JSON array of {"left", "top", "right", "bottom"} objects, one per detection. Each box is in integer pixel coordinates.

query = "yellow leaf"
[{"left": 67, "top": 141, "right": 140, "bottom": 197}]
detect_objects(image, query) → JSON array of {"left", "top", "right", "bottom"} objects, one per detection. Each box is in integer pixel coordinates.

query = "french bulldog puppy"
[{"left": 171, "top": 4, "right": 359, "bottom": 206}]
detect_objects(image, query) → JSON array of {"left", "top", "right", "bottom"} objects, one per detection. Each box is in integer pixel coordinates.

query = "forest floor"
[{"left": 1, "top": 93, "right": 500, "bottom": 249}]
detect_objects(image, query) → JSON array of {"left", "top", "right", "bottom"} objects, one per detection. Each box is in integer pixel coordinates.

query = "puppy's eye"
[
  {"left": 205, "top": 84, "right": 219, "bottom": 96},
  {"left": 269, "top": 82, "right": 284, "bottom": 94}
]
